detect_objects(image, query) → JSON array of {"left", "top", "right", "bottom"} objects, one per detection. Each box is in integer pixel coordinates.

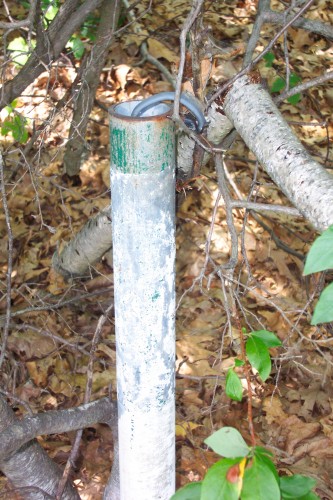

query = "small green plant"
[
  {"left": 1, "top": 100, "right": 29, "bottom": 143},
  {"left": 14, "top": 0, "right": 98, "bottom": 62},
  {"left": 226, "top": 330, "right": 281, "bottom": 401},
  {"left": 271, "top": 72, "right": 302, "bottom": 105},
  {"left": 172, "top": 329, "right": 320, "bottom": 499},
  {"left": 171, "top": 427, "right": 319, "bottom": 499},
  {"left": 262, "top": 52, "right": 302, "bottom": 104},
  {"left": 263, "top": 51, "right": 275, "bottom": 68},
  {"left": 303, "top": 224, "right": 333, "bottom": 324}
]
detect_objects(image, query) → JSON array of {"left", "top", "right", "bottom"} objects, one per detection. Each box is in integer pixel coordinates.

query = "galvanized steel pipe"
[{"left": 109, "top": 100, "right": 176, "bottom": 499}]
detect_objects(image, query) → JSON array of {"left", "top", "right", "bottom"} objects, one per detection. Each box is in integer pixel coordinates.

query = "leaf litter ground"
[{"left": 0, "top": 0, "right": 333, "bottom": 498}]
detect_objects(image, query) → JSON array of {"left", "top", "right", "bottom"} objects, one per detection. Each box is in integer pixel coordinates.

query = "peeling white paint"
[{"left": 111, "top": 166, "right": 176, "bottom": 499}]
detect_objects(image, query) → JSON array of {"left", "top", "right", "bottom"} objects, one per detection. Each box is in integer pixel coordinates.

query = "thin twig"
[
  {"left": 122, "top": 0, "right": 175, "bottom": 86},
  {"left": 214, "top": 153, "right": 238, "bottom": 270},
  {"left": 229, "top": 200, "right": 301, "bottom": 216},
  {"left": 174, "top": 0, "right": 205, "bottom": 119},
  {"left": 0, "top": 0, "right": 38, "bottom": 29},
  {"left": 0, "top": 287, "right": 114, "bottom": 325},
  {"left": 234, "top": 314, "right": 256, "bottom": 447},
  {"left": 0, "top": 153, "right": 13, "bottom": 369}
]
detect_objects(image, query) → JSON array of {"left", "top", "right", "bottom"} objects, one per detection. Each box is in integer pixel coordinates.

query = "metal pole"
[{"left": 109, "top": 101, "right": 176, "bottom": 499}]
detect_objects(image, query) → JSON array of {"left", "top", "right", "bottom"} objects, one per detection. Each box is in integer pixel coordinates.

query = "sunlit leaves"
[
  {"left": 311, "top": 283, "right": 333, "bottom": 325},
  {"left": 241, "top": 455, "right": 280, "bottom": 500},
  {"left": 303, "top": 225, "right": 333, "bottom": 324},
  {"left": 201, "top": 458, "right": 243, "bottom": 500},
  {"left": 279, "top": 474, "right": 318, "bottom": 499},
  {"left": 205, "top": 427, "right": 250, "bottom": 458},
  {"left": 304, "top": 225, "right": 333, "bottom": 275},
  {"left": 170, "top": 481, "right": 202, "bottom": 499}
]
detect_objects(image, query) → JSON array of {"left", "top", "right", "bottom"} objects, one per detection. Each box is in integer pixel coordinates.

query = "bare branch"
[
  {"left": 0, "top": 397, "right": 116, "bottom": 459},
  {"left": 174, "top": 0, "right": 205, "bottom": 120},
  {"left": 215, "top": 153, "right": 239, "bottom": 271},
  {"left": 0, "top": 0, "right": 103, "bottom": 110},
  {"left": 0, "top": 153, "right": 13, "bottom": 369},
  {"left": 264, "top": 8, "right": 333, "bottom": 41},
  {"left": 229, "top": 200, "right": 302, "bottom": 216},
  {"left": 0, "top": 0, "right": 37, "bottom": 30}
]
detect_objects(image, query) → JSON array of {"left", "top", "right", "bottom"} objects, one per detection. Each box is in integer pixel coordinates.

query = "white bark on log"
[
  {"left": 223, "top": 75, "right": 333, "bottom": 231},
  {"left": 177, "top": 102, "right": 233, "bottom": 179},
  {"left": 52, "top": 210, "right": 112, "bottom": 278},
  {"left": 0, "top": 395, "right": 79, "bottom": 500}
]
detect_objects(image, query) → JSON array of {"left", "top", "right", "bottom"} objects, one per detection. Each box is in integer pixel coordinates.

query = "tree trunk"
[
  {"left": 0, "top": 395, "right": 79, "bottom": 500},
  {"left": 0, "top": 0, "right": 103, "bottom": 110},
  {"left": 0, "top": 396, "right": 118, "bottom": 499},
  {"left": 63, "top": 0, "right": 121, "bottom": 176}
]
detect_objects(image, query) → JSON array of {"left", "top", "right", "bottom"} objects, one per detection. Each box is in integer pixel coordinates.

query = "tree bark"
[
  {"left": 64, "top": 0, "right": 121, "bottom": 176},
  {"left": 223, "top": 74, "right": 333, "bottom": 232},
  {"left": 0, "top": 396, "right": 118, "bottom": 499},
  {"left": 0, "top": 395, "right": 79, "bottom": 500},
  {"left": 0, "top": 0, "right": 103, "bottom": 110},
  {"left": 52, "top": 209, "right": 112, "bottom": 279}
]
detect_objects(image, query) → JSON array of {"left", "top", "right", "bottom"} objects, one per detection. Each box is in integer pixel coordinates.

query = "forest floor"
[{"left": 0, "top": 0, "right": 333, "bottom": 498}]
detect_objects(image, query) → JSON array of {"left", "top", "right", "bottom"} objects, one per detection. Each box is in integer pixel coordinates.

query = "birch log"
[
  {"left": 223, "top": 74, "right": 333, "bottom": 232},
  {"left": 52, "top": 210, "right": 112, "bottom": 278}
]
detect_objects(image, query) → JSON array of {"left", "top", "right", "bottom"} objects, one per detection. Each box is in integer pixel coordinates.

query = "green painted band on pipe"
[{"left": 109, "top": 101, "right": 175, "bottom": 174}]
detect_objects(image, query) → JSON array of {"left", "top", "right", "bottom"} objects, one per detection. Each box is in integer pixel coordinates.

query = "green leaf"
[
  {"left": 254, "top": 450, "right": 279, "bottom": 482},
  {"left": 80, "top": 14, "right": 99, "bottom": 42},
  {"left": 271, "top": 77, "right": 286, "bottom": 93},
  {"left": 201, "top": 458, "right": 242, "bottom": 500},
  {"left": 254, "top": 446, "right": 274, "bottom": 458},
  {"left": 43, "top": 4, "right": 58, "bottom": 22},
  {"left": 246, "top": 337, "right": 271, "bottom": 382},
  {"left": 171, "top": 481, "right": 202, "bottom": 500},
  {"left": 311, "top": 282, "right": 333, "bottom": 325},
  {"left": 204, "top": 427, "right": 250, "bottom": 458},
  {"left": 226, "top": 368, "right": 243, "bottom": 402},
  {"left": 1, "top": 115, "right": 28, "bottom": 143},
  {"left": 263, "top": 52, "right": 275, "bottom": 67},
  {"left": 241, "top": 456, "right": 280, "bottom": 500},
  {"left": 297, "top": 493, "right": 321, "bottom": 500},
  {"left": 289, "top": 73, "right": 302, "bottom": 88},
  {"left": 303, "top": 225, "right": 333, "bottom": 275},
  {"left": 7, "top": 37, "right": 31, "bottom": 66},
  {"left": 12, "top": 115, "right": 28, "bottom": 143},
  {"left": 250, "top": 330, "right": 282, "bottom": 348},
  {"left": 67, "top": 37, "right": 85, "bottom": 59},
  {"left": 235, "top": 358, "right": 245, "bottom": 367},
  {"left": 287, "top": 93, "right": 302, "bottom": 105},
  {"left": 280, "top": 474, "right": 316, "bottom": 499}
]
